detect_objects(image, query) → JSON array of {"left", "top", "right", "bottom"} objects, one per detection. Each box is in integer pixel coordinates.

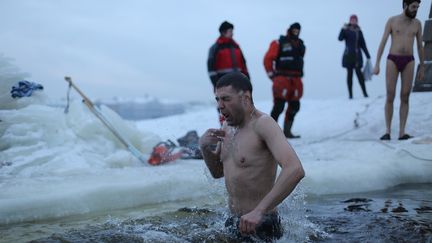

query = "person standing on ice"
[
  {"left": 207, "top": 21, "right": 250, "bottom": 125},
  {"left": 207, "top": 21, "right": 250, "bottom": 90},
  {"left": 264, "top": 22, "right": 305, "bottom": 138},
  {"left": 373, "top": 0, "right": 425, "bottom": 140},
  {"left": 199, "top": 72, "right": 305, "bottom": 241},
  {"left": 338, "top": 14, "right": 371, "bottom": 99}
]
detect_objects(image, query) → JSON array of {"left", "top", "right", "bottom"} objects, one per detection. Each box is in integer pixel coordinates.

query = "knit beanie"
[{"left": 219, "top": 21, "right": 234, "bottom": 34}]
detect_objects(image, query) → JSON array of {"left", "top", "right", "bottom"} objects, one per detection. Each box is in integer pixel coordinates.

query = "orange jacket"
[
  {"left": 208, "top": 36, "right": 249, "bottom": 80},
  {"left": 264, "top": 35, "right": 305, "bottom": 78},
  {"left": 263, "top": 40, "right": 280, "bottom": 77}
]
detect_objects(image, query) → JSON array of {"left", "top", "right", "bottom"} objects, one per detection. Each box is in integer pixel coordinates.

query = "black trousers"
[
  {"left": 270, "top": 99, "right": 300, "bottom": 123},
  {"left": 346, "top": 67, "right": 368, "bottom": 98}
]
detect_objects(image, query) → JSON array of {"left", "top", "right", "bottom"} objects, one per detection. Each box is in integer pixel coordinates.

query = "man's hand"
[
  {"left": 239, "top": 210, "right": 263, "bottom": 236},
  {"left": 199, "top": 129, "right": 225, "bottom": 150},
  {"left": 417, "top": 65, "right": 425, "bottom": 81},
  {"left": 267, "top": 71, "right": 275, "bottom": 81},
  {"left": 373, "top": 65, "right": 380, "bottom": 75}
]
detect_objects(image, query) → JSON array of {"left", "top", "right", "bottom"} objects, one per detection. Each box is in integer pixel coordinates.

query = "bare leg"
[
  {"left": 399, "top": 61, "right": 415, "bottom": 138},
  {"left": 384, "top": 60, "right": 399, "bottom": 135}
]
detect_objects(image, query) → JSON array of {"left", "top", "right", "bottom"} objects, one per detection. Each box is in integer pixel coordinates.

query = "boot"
[
  {"left": 361, "top": 84, "right": 368, "bottom": 98},
  {"left": 284, "top": 121, "right": 300, "bottom": 139},
  {"left": 358, "top": 70, "right": 368, "bottom": 98}
]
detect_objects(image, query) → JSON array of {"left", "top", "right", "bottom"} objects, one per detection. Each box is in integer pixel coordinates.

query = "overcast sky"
[{"left": 1, "top": 0, "right": 431, "bottom": 102}]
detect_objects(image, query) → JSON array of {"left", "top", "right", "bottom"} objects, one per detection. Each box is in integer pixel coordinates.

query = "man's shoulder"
[
  {"left": 413, "top": 18, "right": 422, "bottom": 26},
  {"left": 253, "top": 113, "right": 279, "bottom": 133},
  {"left": 209, "top": 42, "right": 218, "bottom": 50},
  {"left": 256, "top": 112, "right": 273, "bottom": 122},
  {"left": 388, "top": 15, "right": 402, "bottom": 24},
  {"left": 270, "top": 39, "right": 279, "bottom": 45},
  {"left": 390, "top": 15, "right": 422, "bottom": 28},
  {"left": 389, "top": 14, "right": 420, "bottom": 23}
]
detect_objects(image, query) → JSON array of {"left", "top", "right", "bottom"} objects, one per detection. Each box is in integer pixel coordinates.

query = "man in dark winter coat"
[
  {"left": 264, "top": 22, "right": 305, "bottom": 139},
  {"left": 339, "top": 14, "right": 371, "bottom": 99}
]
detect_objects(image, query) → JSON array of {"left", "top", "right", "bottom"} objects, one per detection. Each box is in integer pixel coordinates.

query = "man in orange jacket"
[{"left": 264, "top": 22, "right": 305, "bottom": 138}]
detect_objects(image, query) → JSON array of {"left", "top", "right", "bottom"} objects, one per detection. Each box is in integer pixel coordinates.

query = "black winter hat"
[
  {"left": 219, "top": 21, "right": 234, "bottom": 34},
  {"left": 289, "top": 22, "right": 301, "bottom": 31}
]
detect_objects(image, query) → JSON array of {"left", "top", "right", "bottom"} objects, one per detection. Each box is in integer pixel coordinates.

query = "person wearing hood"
[
  {"left": 339, "top": 14, "right": 371, "bottom": 99},
  {"left": 207, "top": 21, "right": 250, "bottom": 89},
  {"left": 264, "top": 22, "right": 305, "bottom": 139}
]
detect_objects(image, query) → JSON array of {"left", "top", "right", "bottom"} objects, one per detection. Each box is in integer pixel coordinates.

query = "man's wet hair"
[
  {"left": 216, "top": 72, "right": 253, "bottom": 94},
  {"left": 403, "top": 0, "right": 421, "bottom": 8}
]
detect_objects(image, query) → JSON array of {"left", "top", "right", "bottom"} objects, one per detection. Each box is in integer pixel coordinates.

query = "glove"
[{"left": 267, "top": 71, "right": 275, "bottom": 80}]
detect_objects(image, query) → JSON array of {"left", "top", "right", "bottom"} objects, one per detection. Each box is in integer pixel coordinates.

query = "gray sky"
[{"left": 1, "top": 0, "right": 431, "bottom": 102}]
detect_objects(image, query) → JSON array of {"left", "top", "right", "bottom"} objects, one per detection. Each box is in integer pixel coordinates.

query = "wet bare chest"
[{"left": 220, "top": 127, "right": 265, "bottom": 168}]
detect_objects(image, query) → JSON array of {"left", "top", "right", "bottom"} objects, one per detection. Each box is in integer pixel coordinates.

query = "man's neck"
[{"left": 238, "top": 106, "right": 257, "bottom": 128}]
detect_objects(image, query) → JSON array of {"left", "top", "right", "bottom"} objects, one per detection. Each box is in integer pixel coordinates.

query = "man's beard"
[
  {"left": 405, "top": 8, "right": 417, "bottom": 19},
  {"left": 289, "top": 30, "right": 299, "bottom": 40}
]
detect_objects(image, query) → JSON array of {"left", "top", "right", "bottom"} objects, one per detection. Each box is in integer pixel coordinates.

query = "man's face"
[
  {"left": 222, "top": 28, "right": 234, "bottom": 38},
  {"left": 405, "top": 2, "right": 420, "bottom": 18},
  {"left": 215, "top": 85, "right": 245, "bottom": 126},
  {"left": 291, "top": 28, "right": 300, "bottom": 36}
]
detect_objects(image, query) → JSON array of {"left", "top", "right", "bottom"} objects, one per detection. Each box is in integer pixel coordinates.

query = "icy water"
[{"left": 1, "top": 184, "right": 431, "bottom": 242}]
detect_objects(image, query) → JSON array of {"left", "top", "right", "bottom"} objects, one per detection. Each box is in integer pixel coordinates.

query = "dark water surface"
[
  {"left": 306, "top": 183, "right": 432, "bottom": 242},
  {"left": 2, "top": 184, "right": 430, "bottom": 243}
]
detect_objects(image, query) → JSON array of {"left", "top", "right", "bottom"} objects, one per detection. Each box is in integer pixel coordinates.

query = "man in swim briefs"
[
  {"left": 199, "top": 72, "right": 305, "bottom": 241},
  {"left": 373, "top": 0, "right": 425, "bottom": 141}
]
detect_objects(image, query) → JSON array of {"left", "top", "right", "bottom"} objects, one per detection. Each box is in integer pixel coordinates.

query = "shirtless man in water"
[
  {"left": 199, "top": 72, "right": 305, "bottom": 240},
  {"left": 373, "top": 0, "right": 425, "bottom": 141}
]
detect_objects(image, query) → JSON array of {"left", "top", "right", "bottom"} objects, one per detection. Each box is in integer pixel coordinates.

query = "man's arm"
[
  {"left": 360, "top": 31, "right": 371, "bottom": 59},
  {"left": 199, "top": 129, "right": 224, "bottom": 178},
  {"left": 252, "top": 116, "right": 304, "bottom": 213},
  {"left": 374, "top": 18, "right": 392, "bottom": 75},
  {"left": 338, "top": 26, "right": 346, "bottom": 41},
  {"left": 299, "top": 39, "right": 306, "bottom": 57},
  {"left": 416, "top": 20, "right": 425, "bottom": 80},
  {"left": 263, "top": 40, "right": 279, "bottom": 79},
  {"left": 239, "top": 116, "right": 305, "bottom": 234},
  {"left": 239, "top": 49, "right": 250, "bottom": 79},
  {"left": 207, "top": 44, "right": 218, "bottom": 83}
]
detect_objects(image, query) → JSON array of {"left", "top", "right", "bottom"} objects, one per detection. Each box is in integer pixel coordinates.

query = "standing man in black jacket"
[{"left": 264, "top": 23, "right": 305, "bottom": 138}]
